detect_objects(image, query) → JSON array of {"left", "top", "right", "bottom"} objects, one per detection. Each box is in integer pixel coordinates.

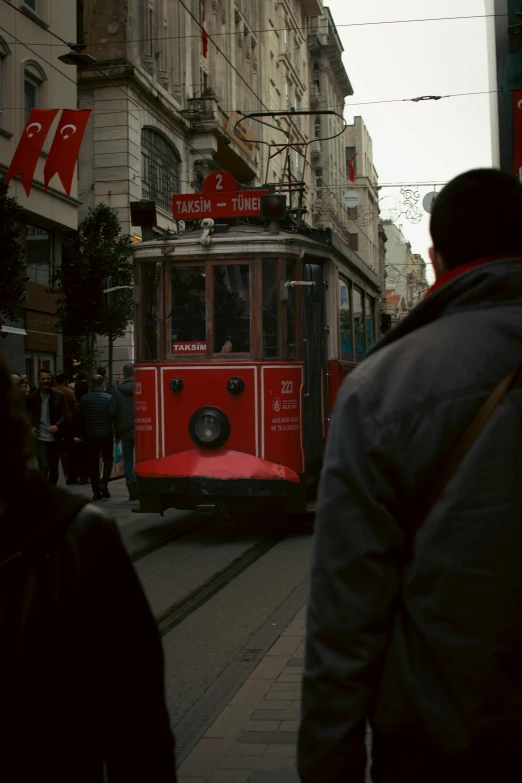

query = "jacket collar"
[{"left": 425, "top": 255, "right": 519, "bottom": 297}]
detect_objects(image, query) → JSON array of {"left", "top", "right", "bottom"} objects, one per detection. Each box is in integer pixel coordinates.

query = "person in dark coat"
[
  {"left": 298, "top": 169, "right": 522, "bottom": 783},
  {"left": 0, "top": 355, "right": 177, "bottom": 783},
  {"left": 110, "top": 363, "right": 136, "bottom": 501},
  {"left": 26, "top": 370, "right": 66, "bottom": 485},
  {"left": 80, "top": 375, "right": 114, "bottom": 501}
]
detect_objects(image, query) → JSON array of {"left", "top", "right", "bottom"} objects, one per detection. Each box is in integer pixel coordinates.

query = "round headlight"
[{"left": 189, "top": 407, "right": 231, "bottom": 450}]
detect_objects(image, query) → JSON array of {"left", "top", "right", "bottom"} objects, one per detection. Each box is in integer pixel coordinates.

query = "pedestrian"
[
  {"left": 298, "top": 169, "right": 522, "bottom": 783},
  {"left": 96, "top": 366, "right": 108, "bottom": 390},
  {"left": 110, "top": 363, "right": 136, "bottom": 500},
  {"left": 0, "top": 354, "right": 177, "bottom": 782},
  {"left": 26, "top": 369, "right": 66, "bottom": 486},
  {"left": 55, "top": 372, "right": 79, "bottom": 484},
  {"left": 73, "top": 372, "right": 90, "bottom": 485},
  {"left": 80, "top": 374, "right": 114, "bottom": 501}
]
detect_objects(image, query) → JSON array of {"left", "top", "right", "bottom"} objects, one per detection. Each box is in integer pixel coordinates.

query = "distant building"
[{"left": 383, "top": 221, "right": 428, "bottom": 313}]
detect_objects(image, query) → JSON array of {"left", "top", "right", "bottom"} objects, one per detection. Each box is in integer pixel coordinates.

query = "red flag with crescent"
[
  {"left": 44, "top": 109, "right": 92, "bottom": 196},
  {"left": 347, "top": 152, "right": 357, "bottom": 184},
  {"left": 4, "top": 109, "right": 59, "bottom": 196},
  {"left": 513, "top": 90, "right": 522, "bottom": 178},
  {"left": 201, "top": 1, "right": 209, "bottom": 58}
]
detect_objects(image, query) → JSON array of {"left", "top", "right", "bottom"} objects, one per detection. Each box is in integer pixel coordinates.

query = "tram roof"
[{"left": 132, "top": 223, "right": 380, "bottom": 291}]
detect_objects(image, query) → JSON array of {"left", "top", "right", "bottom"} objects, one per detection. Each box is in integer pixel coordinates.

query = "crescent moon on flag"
[
  {"left": 60, "top": 124, "right": 77, "bottom": 136},
  {"left": 26, "top": 122, "right": 42, "bottom": 134},
  {"left": 518, "top": 99, "right": 522, "bottom": 110}
]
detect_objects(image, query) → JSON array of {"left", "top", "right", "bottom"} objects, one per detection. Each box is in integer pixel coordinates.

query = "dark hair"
[
  {"left": 74, "top": 378, "right": 89, "bottom": 401},
  {"left": 123, "top": 363, "right": 134, "bottom": 379},
  {"left": 96, "top": 367, "right": 107, "bottom": 377},
  {"left": 91, "top": 375, "right": 105, "bottom": 388},
  {"left": 0, "top": 355, "right": 33, "bottom": 498},
  {"left": 77, "top": 372, "right": 88, "bottom": 381},
  {"left": 55, "top": 372, "right": 67, "bottom": 385},
  {"left": 430, "top": 169, "right": 522, "bottom": 270}
]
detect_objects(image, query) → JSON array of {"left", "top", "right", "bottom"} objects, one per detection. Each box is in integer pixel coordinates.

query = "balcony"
[
  {"left": 310, "top": 140, "right": 323, "bottom": 159},
  {"left": 309, "top": 83, "right": 321, "bottom": 108},
  {"left": 302, "top": 0, "right": 324, "bottom": 14}
]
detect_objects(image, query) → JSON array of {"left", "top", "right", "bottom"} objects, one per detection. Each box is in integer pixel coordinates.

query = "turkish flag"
[
  {"left": 347, "top": 153, "right": 357, "bottom": 183},
  {"left": 4, "top": 109, "right": 59, "bottom": 196},
  {"left": 44, "top": 109, "right": 92, "bottom": 196},
  {"left": 513, "top": 90, "right": 522, "bottom": 179},
  {"left": 201, "top": 1, "right": 209, "bottom": 58}
]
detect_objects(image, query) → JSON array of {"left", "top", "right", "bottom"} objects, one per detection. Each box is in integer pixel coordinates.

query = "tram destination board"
[{"left": 172, "top": 190, "right": 269, "bottom": 219}]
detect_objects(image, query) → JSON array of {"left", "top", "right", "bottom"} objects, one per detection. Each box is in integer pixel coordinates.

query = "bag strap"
[{"left": 408, "top": 363, "right": 522, "bottom": 543}]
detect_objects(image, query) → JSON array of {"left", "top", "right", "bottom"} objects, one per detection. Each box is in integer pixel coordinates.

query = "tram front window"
[
  {"left": 214, "top": 264, "right": 250, "bottom": 353},
  {"left": 170, "top": 266, "right": 206, "bottom": 354}
]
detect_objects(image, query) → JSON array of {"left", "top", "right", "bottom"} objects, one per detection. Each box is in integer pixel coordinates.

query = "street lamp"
[{"left": 58, "top": 43, "right": 97, "bottom": 67}]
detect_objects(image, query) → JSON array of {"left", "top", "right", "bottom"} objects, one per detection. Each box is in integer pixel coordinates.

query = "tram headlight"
[{"left": 189, "top": 407, "right": 231, "bottom": 450}]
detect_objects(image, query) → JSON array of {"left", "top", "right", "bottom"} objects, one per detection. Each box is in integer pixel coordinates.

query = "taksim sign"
[
  {"left": 172, "top": 341, "right": 207, "bottom": 353},
  {"left": 172, "top": 171, "right": 268, "bottom": 220},
  {"left": 172, "top": 191, "right": 268, "bottom": 219}
]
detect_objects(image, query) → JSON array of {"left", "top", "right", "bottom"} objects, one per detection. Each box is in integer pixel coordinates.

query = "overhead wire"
[{"left": 0, "top": 1, "right": 507, "bottom": 47}]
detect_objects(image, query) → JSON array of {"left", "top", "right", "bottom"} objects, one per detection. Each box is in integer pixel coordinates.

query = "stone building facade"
[
  {"left": 0, "top": 0, "right": 78, "bottom": 382},
  {"left": 383, "top": 220, "right": 428, "bottom": 315}
]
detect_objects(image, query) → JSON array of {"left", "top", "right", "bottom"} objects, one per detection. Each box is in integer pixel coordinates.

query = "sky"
[{"left": 326, "top": 0, "right": 494, "bottom": 281}]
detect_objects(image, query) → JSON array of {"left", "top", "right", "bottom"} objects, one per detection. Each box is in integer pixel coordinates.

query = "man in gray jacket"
[{"left": 299, "top": 169, "right": 522, "bottom": 783}]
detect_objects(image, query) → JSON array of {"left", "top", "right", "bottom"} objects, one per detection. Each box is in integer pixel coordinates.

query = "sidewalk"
[{"left": 177, "top": 606, "right": 307, "bottom": 783}]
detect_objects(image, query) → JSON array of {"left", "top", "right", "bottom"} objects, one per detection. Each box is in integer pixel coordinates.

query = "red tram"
[{"left": 132, "top": 215, "right": 380, "bottom": 517}]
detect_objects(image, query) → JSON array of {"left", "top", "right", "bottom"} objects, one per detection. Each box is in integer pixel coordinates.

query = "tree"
[
  {"left": 0, "top": 178, "right": 29, "bottom": 333},
  {"left": 52, "top": 204, "right": 133, "bottom": 373}
]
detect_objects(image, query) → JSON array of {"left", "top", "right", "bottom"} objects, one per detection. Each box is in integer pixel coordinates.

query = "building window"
[
  {"left": 346, "top": 146, "right": 356, "bottom": 175},
  {"left": 348, "top": 232, "right": 359, "bottom": 252},
  {"left": 315, "top": 167, "right": 323, "bottom": 199},
  {"left": 339, "top": 278, "right": 353, "bottom": 360},
  {"left": 141, "top": 127, "right": 180, "bottom": 212},
  {"left": 353, "top": 286, "right": 365, "bottom": 357},
  {"left": 314, "top": 116, "right": 321, "bottom": 138},
  {"left": 347, "top": 206, "right": 358, "bottom": 219},
  {"left": 26, "top": 225, "right": 52, "bottom": 286},
  {"left": 312, "top": 62, "right": 320, "bottom": 89},
  {"left": 23, "top": 60, "right": 47, "bottom": 122},
  {"left": 148, "top": 7, "right": 154, "bottom": 57},
  {"left": 0, "top": 36, "right": 12, "bottom": 126}
]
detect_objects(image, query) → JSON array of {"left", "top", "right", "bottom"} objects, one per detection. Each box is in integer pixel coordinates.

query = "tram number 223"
[{"left": 281, "top": 380, "right": 293, "bottom": 395}]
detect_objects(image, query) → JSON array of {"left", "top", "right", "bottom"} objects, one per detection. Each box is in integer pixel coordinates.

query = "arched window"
[
  {"left": 312, "top": 62, "right": 320, "bottom": 89},
  {"left": 23, "top": 60, "right": 47, "bottom": 122},
  {"left": 314, "top": 116, "right": 321, "bottom": 139},
  {"left": 141, "top": 127, "right": 181, "bottom": 212}
]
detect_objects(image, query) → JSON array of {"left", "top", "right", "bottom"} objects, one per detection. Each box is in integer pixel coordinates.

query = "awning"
[{"left": 0, "top": 326, "right": 27, "bottom": 335}]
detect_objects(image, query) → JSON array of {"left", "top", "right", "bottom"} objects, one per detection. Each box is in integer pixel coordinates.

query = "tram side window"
[
  {"left": 141, "top": 263, "right": 158, "bottom": 361},
  {"left": 367, "top": 296, "right": 375, "bottom": 350},
  {"left": 353, "top": 286, "right": 366, "bottom": 358},
  {"left": 213, "top": 264, "right": 250, "bottom": 353},
  {"left": 170, "top": 266, "right": 206, "bottom": 354},
  {"left": 286, "top": 260, "right": 296, "bottom": 358},
  {"left": 339, "top": 278, "right": 353, "bottom": 360},
  {"left": 262, "top": 259, "right": 278, "bottom": 358}
]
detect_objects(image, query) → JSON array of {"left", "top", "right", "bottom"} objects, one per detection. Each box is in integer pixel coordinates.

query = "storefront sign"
[
  {"left": 25, "top": 312, "right": 59, "bottom": 353},
  {"left": 172, "top": 172, "right": 268, "bottom": 220}
]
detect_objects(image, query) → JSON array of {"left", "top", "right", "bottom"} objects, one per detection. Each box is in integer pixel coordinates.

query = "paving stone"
[
  {"left": 282, "top": 619, "right": 306, "bottom": 636},
  {"left": 266, "top": 636, "right": 302, "bottom": 657},
  {"left": 289, "top": 701, "right": 301, "bottom": 710},
  {"left": 245, "top": 720, "right": 281, "bottom": 732},
  {"left": 252, "top": 710, "right": 299, "bottom": 721},
  {"left": 230, "top": 679, "right": 273, "bottom": 707},
  {"left": 276, "top": 673, "right": 302, "bottom": 683},
  {"left": 219, "top": 756, "right": 295, "bottom": 771},
  {"left": 178, "top": 738, "right": 235, "bottom": 777},
  {"left": 205, "top": 706, "right": 256, "bottom": 739},
  {"left": 248, "top": 772, "right": 300, "bottom": 783},
  {"left": 236, "top": 731, "right": 298, "bottom": 745},
  {"left": 228, "top": 743, "right": 267, "bottom": 756},
  {"left": 279, "top": 721, "right": 299, "bottom": 732},
  {"left": 209, "top": 772, "right": 250, "bottom": 783},
  {"left": 265, "top": 690, "right": 300, "bottom": 701},
  {"left": 250, "top": 773, "right": 299, "bottom": 783},
  {"left": 281, "top": 667, "right": 303, "bottom": 676},
  {"left": 257, "top": 700, "right": 293, "bottom": 711},
  {"left": 285, "top": 658, "right": 304, "bottom": 667},
  {"left": 267, "top": 682, "right": 301, "bottom": 692},
  {"left": 250, "top": 656, "right": 289, "bottom": 680},
  {"left": 264, "top": 745, "right": 297, "bottom": 757}
]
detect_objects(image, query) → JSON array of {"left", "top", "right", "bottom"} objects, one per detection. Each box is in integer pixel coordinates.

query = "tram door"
[{"left": 302, "top": 263, "right": 325, "bottom": 473}]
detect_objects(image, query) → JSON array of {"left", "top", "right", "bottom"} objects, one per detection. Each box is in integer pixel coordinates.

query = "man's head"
[
  {"left": 96, "top": 367, "right": 107, "bottom": 377},
  {"left": 38, "top": 369, "right": 53, "bottom": 392},
  {"left": 55, "top": 372, "right": 67, "bottom": 386},
  {"left": 76, "top": 372, "right": 88, "bottom": 381},
  {"left": 429, "top": 169, "right": 522, "bottom": 277},
  {"left": 91, "top": 375, "right": 105, "bottom": 389},
  {"left": 123, "top": 363, "right": 134, "bottom": 380}
]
